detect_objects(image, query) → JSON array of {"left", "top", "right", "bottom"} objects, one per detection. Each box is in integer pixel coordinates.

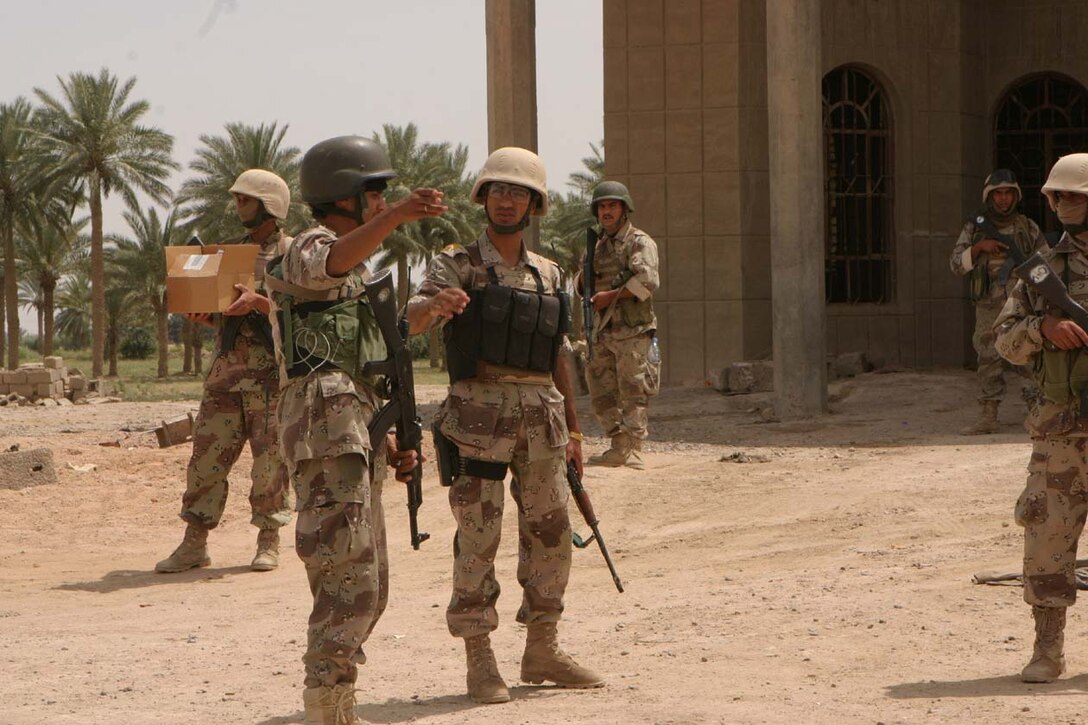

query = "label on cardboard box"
[
  {"left": 165, "top": 243, "right": 260, "bottom": 314},
  {"left": 182, "top": 254, "right": 215, "bottom": 271}
]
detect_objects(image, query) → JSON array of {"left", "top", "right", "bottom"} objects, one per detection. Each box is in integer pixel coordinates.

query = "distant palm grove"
[{"left": 0, "top": 67, "right": 603, "bottom": 380}]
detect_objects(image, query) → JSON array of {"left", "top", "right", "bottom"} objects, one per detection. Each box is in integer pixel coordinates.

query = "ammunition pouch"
[
  {"left": 969, "top": 263, "right": 991, "bottom": 303},
  {"left": 445, "top": 283, "right": 571, "bottom": 384},
  {"left": 276, "top": 295, "right": 387, "bottom": 387},
  {"left": 1035, "top": 346, "right": 1088, "bottom": 416},
  {"left": 432, "top": 423, "right": 510, "bottom": 486}
]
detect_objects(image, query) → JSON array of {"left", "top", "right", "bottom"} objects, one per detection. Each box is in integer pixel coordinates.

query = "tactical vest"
[
  {"left": 594, "top": 232, "right": 654, "bottom": 327},
  {"left": 444, "top": 243, "right": 571, "bottom": 383},
  {"left": 264, "top": 256, "right": 387, "bottom": 387}
]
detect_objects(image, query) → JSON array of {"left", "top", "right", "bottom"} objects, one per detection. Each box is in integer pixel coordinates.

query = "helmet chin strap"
[
  {"left": 487, "top": 207, "right": 532, "bottom": 234},
  {"left": 323, "top": 192, "right": 368, "bottom": 226}
]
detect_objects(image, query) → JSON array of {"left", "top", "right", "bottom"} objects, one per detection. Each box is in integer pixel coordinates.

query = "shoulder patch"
[{"left": 440, "top": 243, "right": 467, "bottom": 258}]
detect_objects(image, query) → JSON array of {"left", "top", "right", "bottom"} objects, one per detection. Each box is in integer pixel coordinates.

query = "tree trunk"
[
  {"left": 0, "top": 275, "right": 5, "bottom": 366},
  {"left": 193, "top": 325, "right": 204, "bottom": 375},
  {"left": 42, "top": 280, "right": 55, "bottom": 356},
  {"left": 36, "top": 306, "right": 43, "bottom": 347},
  {"left": 106, "top": 315, "right": 119, "bottom": 377},
  {"left": 397, "top": 256, "right": 410, "bottom": 310},
  {"left": 3, "top": 213, "right": 19, "bottom": 369},
  {"left": 156, "top": 300, "right": 168, "bottom": 379},
  {"left": 89, "top": 178, "right": 105, "bottom": 378},
  {"left": 183, "top": 320, "right": 193, "bottom": 373},
  {"left": 428, "top": 326, "right": 443, "bottom": 369}
]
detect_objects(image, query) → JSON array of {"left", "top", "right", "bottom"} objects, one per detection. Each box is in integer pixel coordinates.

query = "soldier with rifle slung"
[
  {"left": 950, "top": 169, "right": 1047, "bottom": 435},
  {"left": 156, "top": 169, "right": 294, "bottom": 575},
  {"left": 995, "top": 152, "right": 1088, "bottom": 685},
  {"left": 262, "top": 135, "right": 444, "bottom": 725},
  {"left": 406, "top": 147, "right": 606, "bottom": 705}
]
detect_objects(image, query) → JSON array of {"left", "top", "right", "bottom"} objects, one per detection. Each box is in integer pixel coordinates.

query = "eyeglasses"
[{"left": 487, "top": 183, "right": 532, "bottom": 202}]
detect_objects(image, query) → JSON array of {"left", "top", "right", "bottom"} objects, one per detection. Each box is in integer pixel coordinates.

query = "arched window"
[
  {"left": 823, "top": 66, "right": 894, "bottom": 304},
  {"left": 994, "top": 73, "right": 1088, "bottom": 235}
]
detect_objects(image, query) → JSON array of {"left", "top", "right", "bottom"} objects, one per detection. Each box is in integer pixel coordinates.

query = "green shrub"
[{"left": 120, "top": 328, "right": 156, "bottom": 360}]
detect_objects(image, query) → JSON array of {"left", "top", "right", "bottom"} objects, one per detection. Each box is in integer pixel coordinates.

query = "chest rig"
[
  {"left": 264, "top": 255, "right": 387, "bottom": 387},
  {"left": 593, "top": 230, "right": 654, "bottom": 328},
  {"left": 1033, "top": 251, "right": 1088, "bottom": 414},
  {"left": 444, "top": 243, "right": 571, "bottom": 383}
]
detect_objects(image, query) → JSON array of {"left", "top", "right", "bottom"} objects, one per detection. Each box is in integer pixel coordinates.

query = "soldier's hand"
[
  {"left": 1041, "top": 315, "right": 1088, "bottom": 349},
  {"left": 185, "top": 312, "right": 216, "bottom": 328},
  {"left": 974, "top": 238, "right": 1007, "bottom": 255},
  {"left": 394, "top": 188, "right": 448, "bottom": 223},
  {"left": 386, "top": 432, "right": 423, "bottom": 483},
  {"left": 223, "top": 285, "right": 269, "bottom": 316},
  {"left": 428, "top": 288, "right": 470, "bottom": 322},
  {"left": 590, "top": 288, "right": 619, "bottom": 311},
  {"left": 566, "top": 438, "right": 583, "bottom": 479}
]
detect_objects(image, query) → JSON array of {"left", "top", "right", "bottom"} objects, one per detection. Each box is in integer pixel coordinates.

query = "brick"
[
  {"left": 35, "top": 383, "right": 53, "bottom": 398},
  {"left": 727, "top": 361, "right": 774, "bottom": 394},
  {"left": 25, "top": 369, "right": 55, "bottom": 384},
  {"left": 43, "top": 356, "right": 63, "bottom": 369}
]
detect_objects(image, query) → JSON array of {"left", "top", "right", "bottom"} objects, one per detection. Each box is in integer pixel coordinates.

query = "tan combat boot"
[
  {"left": 154, "top": 522, "right": 210, "bottom": 573},
  {"left": 588, "top": 433, "right": 631, "bottom": 468},
  {"left": 1021, "top": 605, "right": 1067, "bottom": 683},
  {"left": 464, "top": 633, "right": 511, "bottom": 703},
  {"left": 960, "top": 400, "right": 1000, "bottom": 435},
  {"left": 520, "top": 622, "right": 605, "bottom": 688},
  {"left": 251, "top": 528, "right": 279, "bottom": 572},
  {"left": 302, "top": 683, "right": 359, "bottom": 724}
]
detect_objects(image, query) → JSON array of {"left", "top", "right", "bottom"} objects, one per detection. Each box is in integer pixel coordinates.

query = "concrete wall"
[{"left": 603, "top": 0, "right": 1088, "bottom": 383}]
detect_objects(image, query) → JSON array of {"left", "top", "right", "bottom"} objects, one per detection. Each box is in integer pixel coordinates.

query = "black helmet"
[
  {"left": 299, "top": 136, "right": 397, "bottom": 204},
  {"left": 590, "top": 180, "right": 635, "bottom": 215}
]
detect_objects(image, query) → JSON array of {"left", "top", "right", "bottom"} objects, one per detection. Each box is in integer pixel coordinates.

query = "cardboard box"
[{"left": 165, "top": 244, "right": 259, "bottom": 314}]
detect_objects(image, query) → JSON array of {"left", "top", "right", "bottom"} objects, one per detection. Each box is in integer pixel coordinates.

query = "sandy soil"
[{"left": 0, "top": 370, "right": 1083, "bottom": 725}]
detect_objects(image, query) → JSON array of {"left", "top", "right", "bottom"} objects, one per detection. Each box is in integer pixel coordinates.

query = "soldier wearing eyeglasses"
[{"left": 406, "top": 147, "right": 605, "bottom": 706}]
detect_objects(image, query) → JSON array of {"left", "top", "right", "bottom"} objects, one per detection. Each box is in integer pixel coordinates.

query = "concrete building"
[{"left": 602, "top": 0, "right": 1088, "bottom": 385}]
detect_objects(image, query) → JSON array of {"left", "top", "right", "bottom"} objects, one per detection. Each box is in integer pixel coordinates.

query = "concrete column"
[
  {"left": 485, "top": 0, "right": 539, "bottom": 247},
  {"left": 765, "top": 0, "right": 827, "bottom": 417}
]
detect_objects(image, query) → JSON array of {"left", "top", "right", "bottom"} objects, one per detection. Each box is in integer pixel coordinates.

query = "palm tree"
[
  {"left": 16, "top": 208, "right": 87, "bottom": 355},
  {"left": 109, "top": 205, "right": 183, "bottom": 378},
  {"left": 176, "top": 121, "right": 304, "bottom": 240},
  {"left": 55, "top": 263, "right": 92, "bottom": 350},
  {"left": 0, "top": 97, "right": 50, "bottom": 368},
  {"left": 17, "top": 276, "right": 43, "bottom": 343},
  {"left": 34, "top": 68, "right": 177, "bottom": 378},
  {"left": 567, "top": 141, "right": 605, "bottom": 196}
]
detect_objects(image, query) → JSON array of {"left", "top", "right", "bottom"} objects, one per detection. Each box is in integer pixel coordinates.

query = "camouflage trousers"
[
  {"left": 974, "top": 303, "right": 1032, "bottom": 403},
  {"left": 446, "top": 438, "right": 572, "bottom": 638},
  {"left": 586, "top": 330, "right": 659, "bottom": 441},
  {"left": 294, "top": 454, "right": 389, "bottom": 688},
  {"left": 181, "top": 388, "right": 292, "bottom": 530},
  {"left": 1016, "top": 436, "right": 1088, "bottom": 607}
]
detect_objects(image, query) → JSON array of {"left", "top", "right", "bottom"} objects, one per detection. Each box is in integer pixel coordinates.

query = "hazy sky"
[{"left": 1, "top": 0, "right": 603, "bottom": 329}]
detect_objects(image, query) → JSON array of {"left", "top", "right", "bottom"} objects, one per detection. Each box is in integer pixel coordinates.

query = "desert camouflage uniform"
[
  {"left": 180, "top": 230, "right": 293, "bottom": 531},
  {"left": 581, "top": 221, "right": 660, "bottom": 442},
  {"left": 410, "top": 233, "right": 573, "bottom": 637},
  {"left": 995, "top": 232, "right": 1088, "bottom": 607},
  {"left": 267, "top": 224, "right": 391, "bottom": 689},
  {"left": 951, "top": 215, "right": 1046, "bottom": 403}
]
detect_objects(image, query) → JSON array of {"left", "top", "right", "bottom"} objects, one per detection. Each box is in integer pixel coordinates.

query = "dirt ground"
[{"left": 1, "top": 369, "right": 1085, "bottom": 725}]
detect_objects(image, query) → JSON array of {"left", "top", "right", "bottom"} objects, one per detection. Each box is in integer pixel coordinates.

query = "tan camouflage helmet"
[
  {"left": 981, "top": 168, "right": 1021, "bottom": 205},
  {"left": 1041, "top": 153, "right": 1088, "bottom": 211},
  {"left": 470, "top": 147, "right": 548, "bottom": 215},
  {"left": 229, "top": 169, "right": 290, "bottom": 220}
]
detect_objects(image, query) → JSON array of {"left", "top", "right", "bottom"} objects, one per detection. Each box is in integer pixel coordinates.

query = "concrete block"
[
  {"left": 155, "top": 412, "right": 197, "bottom": 448},
  {"left": 704, "top": 172, "right": 742, "bottom": 236},
  {"left": 35, "top": 383, "right": 52, "bottom": 398},
  {"left": 833, "top": 352, "right": 869, "bottom": 378},
  {"left": 702, "top": 43, "right": 739, "bottom": 107},
  {"left": 666, "top": 109, "right": 702, "bottom": 172},
  {"left": 0, "top": 448, "right": 57, "bottom": 490},
  {"left": 10, "top": 384, "right": 33, "bottom": 398},
  {"left": 667, "top": 173, "right": 704, "bottom": 237},
  {"left": 43, "top": 356, "right": 63, "bottom": 369},
  {"left": 53, "top": 380, "right": 64, "bottom": 395},
  {"left": 703, "top": 108, "right": 740, "bottom": 171},
  {"left": 4, "top": 370, "right": 26, "bottom": 384},
  {"left": 708, "top": 366, "right": 729, "bottom": 391},
  {"left": 603, "top": 0, "right": 627, "bottom": 48},
  {"left": 666, "top": 237, "right": 705, "bottom": 301},
  {"left": 628, "top": 112, "right": 666, "bottom": 174},
  {"left": 628, "top": 174, "right": 667, "bottom": 239},
  {"left": 666, "top": 45, "right": 702, "bottom": 110},
  {"left": 604, "top": 114, "right": 629, "bottom": 175},
  {"left": 628, "top": 0, "right": 663, "bottom": 47},
  {"left": 703, "top": 236, "right": 742, "bottom": 300},
  {"left": 727, "top": 361, "right": 774, "bottom": 394},
  {"left": 629, "top": 47, "right": 665, "bottom": 111},
  {"left": 702, "top": 0, "right": 739, "bottom": 44},
  {"left": 68, "top": 374, "right": 87, "bottom": 391},
  {"left": 25, "top": 369, "right": 54, "bottom": 384},
  {"left": 665, "top": 0, "right": 701, "bottom": 44},
  {"left": 604, "top": 48, "right": 627, "bottom": 112}
]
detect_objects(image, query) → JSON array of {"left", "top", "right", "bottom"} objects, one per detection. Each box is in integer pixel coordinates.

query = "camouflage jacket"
[
  {"left": 949, "top": 213, "right": 1045, "bottom": 307},
  {"left": 577, "top": 221, "right": 659, "bottom": 339},
  {"left": 266, "top": 224, "right": 387, "bottom": 491},
  {"left": 204, "top": 228, "right": 291, "bottom": 392},
  {"left": 995, "top": 232, "right": 1088, "bottom": 438},
  {"left": 410, "top": 232, "right": 571, "bottom": 463}
]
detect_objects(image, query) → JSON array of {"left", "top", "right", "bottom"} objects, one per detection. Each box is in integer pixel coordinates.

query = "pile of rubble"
[
  {"left": 0, "top": 356, "right": 114, "bottom": 407},
  {"left": 708, "top": 351, "right": 887, "bottom": 394}
]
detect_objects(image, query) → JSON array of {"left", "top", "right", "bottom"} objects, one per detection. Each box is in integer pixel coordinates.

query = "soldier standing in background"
[
  {"left": 407, "top": 147, "right": 605, "bottom": 705},
  {"left": 951, "top": 169, "right": 1047, "bottom": 435},
  {"left": 577, "top": 181, "right": 660, "bottom": 469},
  {"left": 156, "top": 170, "right": 294, "bottom": 574},
  {"left": 994, "top": 153, "right": 1088, "bottom": 683},
  {"left": 263, "top": 136, "right": 442, "bottom": 725}
]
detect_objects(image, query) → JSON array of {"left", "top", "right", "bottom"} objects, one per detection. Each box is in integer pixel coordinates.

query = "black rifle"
[
  {"left": 363, "top": 269, "right": 429, "bottom": 550},
  {"left": 582, "top": 227, "right": 598, "bottom": 360},
  {"left": 973, "top": 210, "right": 1028, "bottom": 285},
  {"left": 566, "top": 461, "right": 624, "bottom": 593},
  {"left": 1014, "top": 252, "right": 1088, "bottom": 332}
]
